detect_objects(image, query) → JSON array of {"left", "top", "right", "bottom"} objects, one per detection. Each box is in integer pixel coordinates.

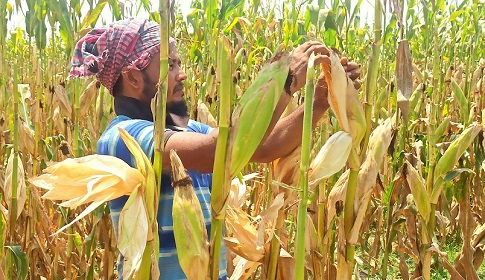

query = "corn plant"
[{"left": 0, "top": 0, "right": 484, "bottom": 279}]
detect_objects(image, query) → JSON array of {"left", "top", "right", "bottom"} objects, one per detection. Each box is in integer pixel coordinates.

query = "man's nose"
[{"left": 177, "top": 68, "right": 187, "bottom": 81}]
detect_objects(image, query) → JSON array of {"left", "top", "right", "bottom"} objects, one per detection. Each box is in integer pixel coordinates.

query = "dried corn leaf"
[
  {"left": 274, "top": 146, "right": 301, "bottom": 187},
  {"left": 256, "top": 193, "right": 284, "bottom": 247},
  {"left": 55, "top": 195, "right": 112, "bottom": 235},
  {"left": 320, "top": 51, "right": 350, "bottom": 132},
  {"left": 396, "top": 40, "right": 413, "bottom": 122},
  {"left": 118, "top": 185, "right": 149, "bottom": 279},
  {"left": 229, "top": 256, "right": 259, "bottom": 280},
  {"left": 31, "top": 155, "right": 143, "bottom": 206},
  {"left": 52, "top": 107, "right": 65, "bottom": 133},
  {"left": 349, "top": 156, "right": 377, "bottom": 244},
  {"left": 276, "top": 248, "right": 295, "bottom": 280},
  {"left": 228, "top": 173, "right": 258, "bottom": 208},
  {"left": 4, "top": 152, "right": 27, "bottom": 219},
  {"left": 79, "top": 80, "right": 99, "bottom": 117},
  {"left": 53, "top": 85, "right": 72, "bottom": 117},
  {"left": 225, "top": 207, "right": 263, "bottom": 262},
  {"left": 326, "top": 170, "right": 349, "bottom": 230},
  {"left": 19, "top": 119, "right": 35, "bottom": 155}
]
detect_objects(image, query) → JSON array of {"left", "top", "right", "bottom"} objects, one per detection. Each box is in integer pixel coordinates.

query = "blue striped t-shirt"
[{"left": 97, "top": 115, "right": 227, "bottom": 279}]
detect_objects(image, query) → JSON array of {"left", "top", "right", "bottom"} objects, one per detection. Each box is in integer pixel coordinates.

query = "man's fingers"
[
  {"left": 305, "top": 44, "right": 330, "bottom": 56},
  {"left": 340, "top": 57, "right": 348, "bottom": 66},
  {"left": 314, "top": 54, "right": 331, "bottom": 66},
  {"left": 353, "top": 80, "right": 361, "bottom": 90},
  {"left": 344, "top": 61, "right": 359, "bottom": 71},
  {"left": 347, "top": 69, "right": 361, "bottom": 80}
]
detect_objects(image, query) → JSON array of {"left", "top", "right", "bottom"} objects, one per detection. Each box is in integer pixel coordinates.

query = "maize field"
[{"left": 1, "top": 0, "right": 485, "bottom": 279}]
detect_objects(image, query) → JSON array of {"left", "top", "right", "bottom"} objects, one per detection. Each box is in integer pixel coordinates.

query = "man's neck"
[
  {"left": 114, "top": 96, "right": 153, "bottom": 121},
  {"left": 114, "top": 96, "right": 190, "bottom": 129}
]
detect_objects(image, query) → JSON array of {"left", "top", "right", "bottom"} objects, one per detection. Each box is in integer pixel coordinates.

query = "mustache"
[{"left": 174, "top": 82, "right": 184, "bottom": 92}]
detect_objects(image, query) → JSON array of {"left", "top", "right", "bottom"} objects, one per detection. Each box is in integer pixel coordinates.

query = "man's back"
[{"left": 97, "top": 115, "right": 227, "bottom": 279}]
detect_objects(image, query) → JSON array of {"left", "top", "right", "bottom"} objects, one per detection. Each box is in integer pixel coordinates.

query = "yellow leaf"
[
  {"left": 30, "top": 155, "right": 143, "bottom": 205},
  {"left": 118, "top": 185, "right": 149, "bottom": 279},
  {"left": 4, "top": 153, "right": 27, "bottom": 220}
]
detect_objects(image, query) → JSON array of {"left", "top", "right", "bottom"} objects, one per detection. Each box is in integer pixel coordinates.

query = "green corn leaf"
[
  {"left": 79, "top": 0, "right": 108, "bottom": 30},
  {"left": 434, "top": 117, "right": 450, "bottom": 140},
  {"left": 443, "top": 168, "right": 474, "bottom": 182},
  {"left": 6, "top": 245, "right": 28, "bottom": 280}
]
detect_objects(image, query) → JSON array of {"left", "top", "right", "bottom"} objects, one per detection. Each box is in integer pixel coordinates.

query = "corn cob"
[
  {"left": 345, "top": 84, "right": 366, "bottom": 151},
  {"left": 431, "top": 123, "right": 482, "bottom": 203},
  {"left": 229, "top": 51, "right": 290, "bottom": 178},
  {"left": 405, "top": 161, "right": 432, "bottom": 223},
  {"left": 170, "top": 150, "right": 209, "bottom": 280},
  {"left": 308, "top": 131, "right": 352, "bottom": 186}
]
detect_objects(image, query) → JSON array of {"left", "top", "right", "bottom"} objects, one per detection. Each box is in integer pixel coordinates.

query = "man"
[{"left": 69, "top": 18, "right": 360, "bottom": 279}]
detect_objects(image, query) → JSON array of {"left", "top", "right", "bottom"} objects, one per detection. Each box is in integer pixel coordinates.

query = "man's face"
[{"left": 142, "top": 47, "right": 188, "bottom": 115}]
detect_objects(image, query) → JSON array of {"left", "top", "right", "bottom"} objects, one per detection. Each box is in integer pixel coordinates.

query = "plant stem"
[
  {"left": 294, "top": 54, "right": 315, "bottom": 280},
  {"left": 362, "top": 0, "right": 382, "bottom": 157},
  {"left": 10, "top": 63, "right": 19, "bottom": 241},
  {"left": 343, "top": 163, "right": 359, "bottom": 262},
  {"left": 210, "top": 35, "right": 233, "bottom": 280}
]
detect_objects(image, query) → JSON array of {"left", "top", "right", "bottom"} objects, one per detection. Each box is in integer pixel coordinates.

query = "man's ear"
[{"left": 120, "top": 67, "right": 144, "bottom": 90}]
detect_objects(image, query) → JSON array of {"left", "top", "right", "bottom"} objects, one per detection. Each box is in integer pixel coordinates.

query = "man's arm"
[
  {"left": 252, "top": 55, "right": 361, "bottom": 162},
  {"left": 163, "top": 42, "right": 360, "bottom": 173}
]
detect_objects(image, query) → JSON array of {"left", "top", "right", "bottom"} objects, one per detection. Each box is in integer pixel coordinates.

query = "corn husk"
[
  {"left": 197, "top": 100, "right": 217, "bottom": 127},
  {"left": 53, "top": 85, "right": 72, "bottom": 117},
  {"left": 170, "top": 150, "right": 209, "bottom": 280},
  {"left": 432, "top": 123, "right": 482, "bottom": 203},
  {"left": 30, "top": 154, "right": 144, "bottom": 234},
  {"left": 31, "top": 155, "right": 143, "bottom": 207},
  {"left": 320, "top": 51, "right": 350, "bottom": 132},
  {"left": 405, "top": 161, "right": 431, "bottom": 223},
  {"left": 229, "top": 51, "right": 290, "bottom": 178},
  {"left": 308, "top": 131, "right": 352, "bottom": 186}
]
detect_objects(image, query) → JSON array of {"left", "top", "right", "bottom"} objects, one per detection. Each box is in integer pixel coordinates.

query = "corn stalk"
[
  {"left": 209, "top": 35, "right": 233, "bottom": 279},
  {"left": 146, "top": 0, "right": 170, "bottom": 275},
  {"left": 294, "top": 53, "right": 316, "bottom": 279}
]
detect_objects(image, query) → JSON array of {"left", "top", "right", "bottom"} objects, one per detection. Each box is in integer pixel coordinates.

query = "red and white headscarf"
[{"left": 69, "top": 18, "right": 175, "bottom": 95}]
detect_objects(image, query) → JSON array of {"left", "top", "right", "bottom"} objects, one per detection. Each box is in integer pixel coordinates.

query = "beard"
[
  {"left": 167, "top": 99, "right": 189, "bottom": 117},
  {"left": 142, "top": 71, "right": 188, "bottom": 119}
]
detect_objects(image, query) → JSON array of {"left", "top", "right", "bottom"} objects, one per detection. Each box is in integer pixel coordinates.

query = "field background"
[{"left": 0, "top": 0, "right": 484, "bottom": 279}]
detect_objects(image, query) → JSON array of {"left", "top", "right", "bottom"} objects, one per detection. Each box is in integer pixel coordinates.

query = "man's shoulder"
[
  {"left": 187, "top": 120, "right": 214, "bottom": 134},
  {"left": 97, "top": 115, "right": 156, "bottom": 160}
]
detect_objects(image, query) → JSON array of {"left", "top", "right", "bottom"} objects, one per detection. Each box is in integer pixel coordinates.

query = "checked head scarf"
[{"left": 69, "top": 18, "right": 176, "bottom": 95}]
